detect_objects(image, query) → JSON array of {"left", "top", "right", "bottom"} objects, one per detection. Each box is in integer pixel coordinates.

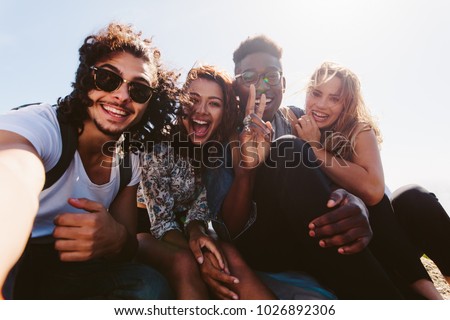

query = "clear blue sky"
[{"left": 1, "top": 0, "right": 449, "bottom": 210}]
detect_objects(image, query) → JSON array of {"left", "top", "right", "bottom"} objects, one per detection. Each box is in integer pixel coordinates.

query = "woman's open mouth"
[
  {"left": 192, "top": 119, "right": 211, "bottom": 138},
  {"left": 311, "top": 110, "right": 329, "bottom": 122}
]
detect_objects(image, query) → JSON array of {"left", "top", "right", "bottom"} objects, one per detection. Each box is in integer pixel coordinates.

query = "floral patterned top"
[{"left": 138, "top": 143, "right": 210, "bottom": 239}]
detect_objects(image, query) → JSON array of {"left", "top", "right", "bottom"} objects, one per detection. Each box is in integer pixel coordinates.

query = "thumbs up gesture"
[{"left": 53, "top": 198, "right": 127, "bottom": 261}]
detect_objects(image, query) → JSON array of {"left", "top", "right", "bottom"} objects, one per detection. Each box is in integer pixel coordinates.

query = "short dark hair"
[{"left": 233, "top": 35, "right": 283, "bottom": 67}]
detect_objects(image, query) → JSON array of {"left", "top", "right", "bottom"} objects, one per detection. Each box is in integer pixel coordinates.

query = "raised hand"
[
  {"left": 239, "top": 84, "right": 273, "bottom": 170},
  {"left": 53, "top": 198, "right": 127, "bottom": 261},
  {"left": 295, "top": 114, "right": 321, "bottom": 145},
  {"left": 308, "top": 189, "right": 372, "bottom": 254}
]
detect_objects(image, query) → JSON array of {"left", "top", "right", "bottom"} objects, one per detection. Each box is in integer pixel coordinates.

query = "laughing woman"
[
  {"left": 136, "top": 65, "right": 275, "bottom": 299},
  {"left": 295, "top": 61, "right": 444, "bottom": 299}
]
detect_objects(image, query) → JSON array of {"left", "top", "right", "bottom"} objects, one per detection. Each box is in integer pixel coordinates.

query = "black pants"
[
  {"left": 235, "top": 137, "right": 402, "bottom": 299},
  {"left": 5, "top": 237, "right": 172, "bottom": 300},
  {"left": 391, "top": 184, "right": 450, "bottom": 277},
  {"left": 367, "top": 195, "right": 431, "bottom": 299}
]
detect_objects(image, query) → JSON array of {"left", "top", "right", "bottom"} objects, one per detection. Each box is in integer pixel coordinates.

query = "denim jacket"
[{"left": 205, "top": 106, "right": 304, "bottom": 240}]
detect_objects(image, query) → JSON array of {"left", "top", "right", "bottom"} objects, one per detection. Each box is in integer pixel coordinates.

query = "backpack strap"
[
  {"left": 46, "top": 119, "right": 132, "bottom": 193},
  {"left": 46, "top": 114, "right": 132, "bottom": 193},
  {"left": 43, "top": 111, "right": 78, "bottom": 190},
  {"left": 118, "top": 151, "right": 132, "bottom": 194},
  {"left": 11, "top": 102, "right": 43, "bottom": 111},
  {"left": 12, "top": 102, "right": 131, "bottom": 192}
]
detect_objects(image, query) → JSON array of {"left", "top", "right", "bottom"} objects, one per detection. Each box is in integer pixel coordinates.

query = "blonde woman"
[{"left": 295, "top": 61, "right": 443, "bottom": 299}]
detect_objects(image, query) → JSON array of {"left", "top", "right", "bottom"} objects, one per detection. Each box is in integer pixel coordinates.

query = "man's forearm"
[
  {"left": 0, "top": 147, "right": 44, "bottom": 287},
  {"left": 221, "top": 169, "right": 256, "bottom": 238},
  {"left": 106, "top": 224, "right": 138, "bottom": 261}
]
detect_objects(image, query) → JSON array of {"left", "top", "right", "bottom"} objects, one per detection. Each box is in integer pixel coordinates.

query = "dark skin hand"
[
  {"left": 53, "top": 198, "right": 129, "bottom": 261},
  {"left": 238, "top": 84, "right": 273, "bottom": 170},
  {"left": 221, "top": 84, "right": 273, "bottom": 237},
  {"left": 201, "top": 88, "right": 373, "bottom": 298},
  {"left": 200, "top": 251, "right": 240, "bottom": 300},
  {"left": 201, "top": 189, "right": 372, "bottom": 299},
  {"left": 308, "top": 188, "right": 372, "bottom": 255}
]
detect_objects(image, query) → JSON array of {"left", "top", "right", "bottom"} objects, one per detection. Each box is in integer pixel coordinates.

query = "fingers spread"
[
  {"left": 245, "top": 84, "right": 256, "bottom": 115},
  {"left": 255, "top": 94, "right": 266, "bottom": 118}
]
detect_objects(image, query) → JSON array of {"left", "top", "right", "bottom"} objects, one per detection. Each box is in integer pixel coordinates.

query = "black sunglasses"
[{"left": 90, "top": 66, "right": 154, "bottom": 104}]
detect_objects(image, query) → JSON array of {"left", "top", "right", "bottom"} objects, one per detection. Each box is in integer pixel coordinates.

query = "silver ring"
[
  {"left": 243, "top": 114, "right": 252, "bottom": 126},
  {"left": 243, "top": 124, "right": 251, "bottom": 133}
]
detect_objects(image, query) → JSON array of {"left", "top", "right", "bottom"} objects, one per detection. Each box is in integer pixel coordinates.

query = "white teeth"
[
  {"left": 312, "top": 111, "right": 328, "bottom": 118},
  {"left": 104, "top": 105, "right": 127, "bottom": 116},
  {"left": 193, "top": 119, "right": 208, "bottom": 125}
]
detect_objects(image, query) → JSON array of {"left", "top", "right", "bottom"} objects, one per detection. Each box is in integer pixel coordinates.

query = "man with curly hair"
[{"left": 0, "top": 23, "right": 178, "bottom": 299}]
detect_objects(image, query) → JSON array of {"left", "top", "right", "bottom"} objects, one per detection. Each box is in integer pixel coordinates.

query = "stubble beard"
[{"left": 92, "top": 118, "right": 125, "bottom": 139}]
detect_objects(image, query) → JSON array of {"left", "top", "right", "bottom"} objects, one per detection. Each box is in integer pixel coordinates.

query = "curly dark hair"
[
  {"left": 57, "top": 22, "right": 180, "bottom": 148},
  {"left": 233, "top": 35, "right": 283, "bottom": 70},
  {"left": 179, "top": 65, "right": 239, "bottom": 143}
]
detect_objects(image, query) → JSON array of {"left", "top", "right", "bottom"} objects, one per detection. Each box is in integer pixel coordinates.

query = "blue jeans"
[
  {"left": 5, "top": 239, "right": 173, "bottom": 300},
  {"left": 257, "top": 271, "right": 337, "bottom": 300}
]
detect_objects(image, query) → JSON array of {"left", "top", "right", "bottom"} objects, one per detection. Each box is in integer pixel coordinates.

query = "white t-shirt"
[{"left": 0, "top": 103, "right": 141, "bottom": 237}]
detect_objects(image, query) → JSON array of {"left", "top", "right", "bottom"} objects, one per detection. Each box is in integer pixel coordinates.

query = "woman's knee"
[
  {"left": 392, "top": 184, "right": 433, "bottom": 206},
  {"left": 391, "top": 184, "right": 441, "bottom": 218}
]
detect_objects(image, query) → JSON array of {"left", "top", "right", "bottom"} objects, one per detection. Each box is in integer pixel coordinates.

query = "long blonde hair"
[{"left": 307, "top": 62, "right": 382, "bottom": 160}]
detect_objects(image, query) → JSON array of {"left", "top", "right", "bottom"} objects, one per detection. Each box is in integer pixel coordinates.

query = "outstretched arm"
[
  {"left": 220, "top": 164, "right": 257, "bottom": 238},
  {"left": 0, "top": 131, "right": 44, "bottom": 291}
]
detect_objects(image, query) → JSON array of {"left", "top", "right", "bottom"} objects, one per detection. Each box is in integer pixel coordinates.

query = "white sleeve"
[
  {"left": 0, "top": 104, "right": 62, "bottom": 171},
  {"left": 385, "top": 184, "right": 392, "bottom": 199}
]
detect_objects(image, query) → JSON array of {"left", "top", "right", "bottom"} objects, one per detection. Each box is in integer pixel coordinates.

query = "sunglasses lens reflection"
[{"left": 93, "top": 68, "right": 153, "bottom": 103}]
